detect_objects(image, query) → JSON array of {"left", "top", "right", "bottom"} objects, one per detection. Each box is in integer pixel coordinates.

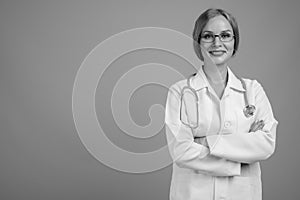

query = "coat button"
[{"left": 224, "top": 121, "right": 231, "bottom": 128}]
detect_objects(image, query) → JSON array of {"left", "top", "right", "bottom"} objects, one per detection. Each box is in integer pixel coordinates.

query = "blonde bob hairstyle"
[{"left": 193, "top": 8, "right": 240, "bottom": 61}]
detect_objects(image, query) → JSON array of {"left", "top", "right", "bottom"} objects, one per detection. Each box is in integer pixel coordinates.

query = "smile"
[{"left": 209, "top": 50, "right": 226, "bottom": 56}]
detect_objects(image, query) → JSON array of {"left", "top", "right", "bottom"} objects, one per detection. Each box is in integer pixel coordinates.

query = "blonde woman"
[{"left": 165, "top": 8, "right": 278, "bottom": 200}]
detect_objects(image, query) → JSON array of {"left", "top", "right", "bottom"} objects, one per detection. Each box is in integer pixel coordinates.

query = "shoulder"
[
  {"left": 168, "top": 78, "right": 188, "bottom": 95},
  {"left": 240, "top": 77, "right": 264, "bottom": 92},
  {"left": 241, "top": 77, "right": 270, "bottom": 103}
]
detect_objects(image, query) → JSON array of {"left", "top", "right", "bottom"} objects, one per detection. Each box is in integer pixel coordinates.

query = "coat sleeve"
[
  {"left": 206, "top": 80, "right": 278, "bottom": 164},
  {"left": 165, "top": 84, "right": 241, "bottom": 176}
]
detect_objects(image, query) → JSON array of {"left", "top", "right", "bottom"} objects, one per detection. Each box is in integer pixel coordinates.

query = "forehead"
[{"left": 203, "top": 15, "right": 233, "bottom": 32}]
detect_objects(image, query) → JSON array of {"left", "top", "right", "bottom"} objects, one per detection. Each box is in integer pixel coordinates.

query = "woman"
[{"left": 165, "top": 8, "right": 278, "bottom": 200}]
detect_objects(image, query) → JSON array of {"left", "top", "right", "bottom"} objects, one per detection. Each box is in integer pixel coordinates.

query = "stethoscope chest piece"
[{"left": 243, "top": 105, "right": 256, "bottom": 118}]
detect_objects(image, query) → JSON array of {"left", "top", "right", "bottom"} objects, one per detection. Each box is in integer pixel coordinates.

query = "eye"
[
  {"left": 221, "top": 33, "right": 230, "bottom": 38},
  {"left": 220, "top": 33, "right": 232, "bottom": 39},
  {"left": 202, "top": 33, "right": 213, "bottom": 40}
]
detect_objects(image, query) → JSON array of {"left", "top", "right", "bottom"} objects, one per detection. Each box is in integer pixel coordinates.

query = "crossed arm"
[
  {"left": 196, "top": 119, "right": 277, "bottom": 164},
  {"left": 165, "top": 81, "right": 278, "bottom": 176}
]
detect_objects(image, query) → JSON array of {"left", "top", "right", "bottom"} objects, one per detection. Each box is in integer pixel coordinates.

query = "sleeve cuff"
[
  {"left": 206, "top": 135, "right": 221, "bottom": 156},
  {"left": 263, "top": 118, "right": 278, "bottom": 133}
]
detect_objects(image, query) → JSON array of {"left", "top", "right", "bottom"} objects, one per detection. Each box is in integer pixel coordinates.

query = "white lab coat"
[{"left": 165, "top": 66, "right": 278, "bottom": 200}]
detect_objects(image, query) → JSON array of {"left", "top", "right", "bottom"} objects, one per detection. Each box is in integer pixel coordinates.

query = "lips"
[{"left": 209, "top": 50, "right": 226, "bottom": 56}]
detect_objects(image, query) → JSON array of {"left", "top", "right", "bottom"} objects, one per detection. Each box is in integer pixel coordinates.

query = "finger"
[
  {"left": 254, "top": 120, "right": 264, "bottom": 126},
  {"left": 252, "top": 122, "right": 260, "bottom": 130},
  {"left": 250, "top": 120, "right": 257, "bottom": 128},
  {"left": 257, "top": 122, "right": 265, "bottom": 127},
  {"left": 258, "top": 123, "right": 265, "bottom": 130},
  {"left": 253, "top": 123, "right": 265, "bottom": 132},
  {"left": 249, "top": 121, "right": 257, "bottom": 132},
  {"left": 250, "top": 121, "right": 263, "bottom": 132}
]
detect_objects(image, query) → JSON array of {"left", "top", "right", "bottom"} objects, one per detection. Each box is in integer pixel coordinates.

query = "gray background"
[{"left": 1, "top": 0, "right": 299, "bottom": 199}]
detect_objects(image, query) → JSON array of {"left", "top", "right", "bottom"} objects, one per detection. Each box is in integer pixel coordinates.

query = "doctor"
[{"left": 165, "top": 8, "right": 278, "bottom": 200}]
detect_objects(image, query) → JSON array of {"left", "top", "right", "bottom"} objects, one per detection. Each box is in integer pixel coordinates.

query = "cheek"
[
  {"left": 201, "top": 43, "right": 211, "bottom": 50},
  {"left": 225, "top": 42, "right": 234, "bottom": 50},
  {"left": 225, "top": 43, "right": 234, "bottom": 55}
]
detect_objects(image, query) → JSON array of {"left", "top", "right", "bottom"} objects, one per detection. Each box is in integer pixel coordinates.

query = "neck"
[{"left": 203, "top": 63, "right": 228, "bottom": 86}]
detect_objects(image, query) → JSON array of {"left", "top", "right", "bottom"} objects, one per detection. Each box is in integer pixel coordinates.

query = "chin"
[
  {"left": 212, "top": 59, "right": 227, "bottom": 66},
  {"left": 212, "top": 56, "right": 231, "bottom": 66}
]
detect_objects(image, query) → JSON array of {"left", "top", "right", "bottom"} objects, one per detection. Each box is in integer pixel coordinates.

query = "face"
[{"left": 200, "top": 15, "right": 235, "bottom": 67}]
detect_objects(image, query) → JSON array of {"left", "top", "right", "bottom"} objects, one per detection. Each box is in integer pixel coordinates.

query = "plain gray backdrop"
[{"left": 1, "top": 0, "right": 299, "bottom": 199}]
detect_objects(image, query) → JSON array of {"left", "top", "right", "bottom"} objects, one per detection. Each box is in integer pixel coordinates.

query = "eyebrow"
[{"left": 202, "top": 30, "right": 232, "bottom": 34}]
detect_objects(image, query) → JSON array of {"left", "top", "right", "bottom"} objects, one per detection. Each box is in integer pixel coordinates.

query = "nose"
[{"left": 213, "top": 36, "right": 222, "bottom": 46}]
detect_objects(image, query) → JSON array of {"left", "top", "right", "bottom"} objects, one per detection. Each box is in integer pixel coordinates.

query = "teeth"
[{"left": 210, "top": 51, "right": 224, "bottom": 56}]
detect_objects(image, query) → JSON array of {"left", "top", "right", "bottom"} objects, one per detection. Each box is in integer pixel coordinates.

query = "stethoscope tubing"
[{"left": 180, "top": 74, "right": 256, "bottom": 129}]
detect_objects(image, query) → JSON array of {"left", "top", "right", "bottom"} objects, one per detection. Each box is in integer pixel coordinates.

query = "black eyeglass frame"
[{"left": 198, "top": 33, "right": 235, "bottom": 43}]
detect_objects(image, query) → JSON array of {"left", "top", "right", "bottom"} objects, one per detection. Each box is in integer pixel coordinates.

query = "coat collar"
[{"left": 190, "top": 66, "right": 246, "bottom": 92}]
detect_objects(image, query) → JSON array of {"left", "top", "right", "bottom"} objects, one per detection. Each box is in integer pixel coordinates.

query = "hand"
[
  {"left": 249, "top": 120, "right": 265, "bottom": 132},
  {"left": 194, "top": 137, "right": 209, "bottom": 148}
]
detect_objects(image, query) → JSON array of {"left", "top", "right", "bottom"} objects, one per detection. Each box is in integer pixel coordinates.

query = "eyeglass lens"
[{"left": 201, "top": 33, "right": 234, "bottom": 43}]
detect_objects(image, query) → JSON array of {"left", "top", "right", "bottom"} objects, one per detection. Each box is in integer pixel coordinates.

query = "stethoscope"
[{"left": 180, "top": 73, "right": 256, "bottom": 129}]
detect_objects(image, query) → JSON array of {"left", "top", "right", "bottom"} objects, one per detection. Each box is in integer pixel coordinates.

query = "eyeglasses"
[{"left": 200, "top": 32, "right": 235, "bottom": 43}]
